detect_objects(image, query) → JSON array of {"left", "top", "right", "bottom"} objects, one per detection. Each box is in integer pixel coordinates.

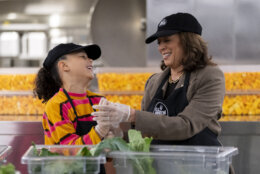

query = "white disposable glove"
[
  {"left": 95, "top": 123, "right": 110, "bottom": 139},
  {"left": 98, "top": 97, "right": 111, "bottom": 106},
  {"left": 94, "top": 98, "right": 111, "bottom": 138},
  {"left": 92, "top": 100, "right": 131, "bottom": 128}
]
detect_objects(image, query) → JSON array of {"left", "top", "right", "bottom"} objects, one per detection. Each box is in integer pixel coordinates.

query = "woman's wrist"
[{"left": 129, "top": 108, "right": 136, "bottom": 122}]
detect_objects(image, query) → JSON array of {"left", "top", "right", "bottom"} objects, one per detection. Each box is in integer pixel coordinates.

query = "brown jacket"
[{"left": 135, "top": 65, "right": 225, "bottom": 141}]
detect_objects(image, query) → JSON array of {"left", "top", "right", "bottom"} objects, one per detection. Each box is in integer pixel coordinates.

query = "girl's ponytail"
[{"left": 34, "top": 66, "right": 62, "bottom": 103}]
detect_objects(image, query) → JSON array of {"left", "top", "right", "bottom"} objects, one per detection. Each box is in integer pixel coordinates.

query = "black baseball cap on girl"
[
  {"left": 43, "top": 43, "right": 101, "bottom": 70},
  {"left": 145, "top": 12, "right": 202, "bottom": 44}
]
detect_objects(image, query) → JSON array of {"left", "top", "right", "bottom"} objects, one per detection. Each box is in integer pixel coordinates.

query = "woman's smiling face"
[{"left": 157, "top": 34, "right": 184, "bottom": 69}]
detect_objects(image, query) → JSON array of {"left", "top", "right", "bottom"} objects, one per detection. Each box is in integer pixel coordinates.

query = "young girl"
[{"left": 34, "top": 43, "right": 110, "bottom": 145}]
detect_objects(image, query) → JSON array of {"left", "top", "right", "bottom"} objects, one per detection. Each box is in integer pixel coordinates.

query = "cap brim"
[
  {"left": 70, "top": 44, "right": 101, "bottom": 60},
  {"left": 145, "top": 30, "right": 180, "bottom": 44}
]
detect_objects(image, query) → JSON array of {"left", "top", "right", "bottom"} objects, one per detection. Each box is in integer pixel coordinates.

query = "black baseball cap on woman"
[
  {"left": 145, "top": 12, "right": 202, "bottom": 44},
  {"left": 43, "top": 43, "right": 101, "bottom": 70}
]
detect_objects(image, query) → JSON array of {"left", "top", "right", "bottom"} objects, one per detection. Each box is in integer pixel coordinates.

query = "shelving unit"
[
  {"left": 225, "top": 90, "right": 260, "bottom": 95},
  {"left": 0, "top": 67, "right": 259, "bottom": 121},
  {"left": 98, "top": 90, "right": 260, "bottom": 96},
  {"left": 96, "top": 67, "right": 260, "bottom": 121}
]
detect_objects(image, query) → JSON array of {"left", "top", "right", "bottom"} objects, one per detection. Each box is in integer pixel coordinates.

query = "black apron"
[
  {"left": 147, "top": 73, "right": 221, "bottom": 146},
  {"left": 63, "top": 89, "right": 106, "bottom": 174},
  {"left": 63, "top": 88, "right": 97, "bottom": 136}
]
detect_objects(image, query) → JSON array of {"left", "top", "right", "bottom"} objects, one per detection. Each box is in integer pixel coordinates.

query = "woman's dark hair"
[
  {"left": 34, "top": 56, "right": 66, "bottom": 103},
  {"left": 160, "top": 32, "right": 216, "bottom": 71}
]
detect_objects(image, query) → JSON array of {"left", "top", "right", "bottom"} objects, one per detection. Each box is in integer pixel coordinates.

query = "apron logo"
[{"left": 153, "top": 102, "right": 168, "bottom": 115}]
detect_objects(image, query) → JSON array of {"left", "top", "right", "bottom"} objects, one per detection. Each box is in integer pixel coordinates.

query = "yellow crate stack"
[
  {"left": 97, "top": 72, "right": 260, "bottom": 121},
  {"left": 0, "top": 72, "right": 259, "bottom": 121}
]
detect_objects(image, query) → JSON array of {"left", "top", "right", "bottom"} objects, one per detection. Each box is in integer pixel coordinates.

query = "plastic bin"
[
  {"left": 0, "top": 145, "right": 12, "bottom": 164},
  {"left": 108, "top": 145, "right": 238, "bottom": 174},
  {"left": 21, "top": 145, "right": 106, "bottom": 174}
]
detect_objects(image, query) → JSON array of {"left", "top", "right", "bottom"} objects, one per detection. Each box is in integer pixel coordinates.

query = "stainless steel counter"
[
  {"left": 219, "top": 121, "right": 260, "bottom": 174},
  {"left": 0, "top": 121, "right": 259, "bottom": 174}
]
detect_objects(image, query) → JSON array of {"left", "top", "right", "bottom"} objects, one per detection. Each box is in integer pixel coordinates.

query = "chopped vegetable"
[
  {"left": 90, "top": 129, "right": 156, "bottom": 174},
  {"left": 0, "top": 163, "right": 15, "bottom": 174},
  {"left": 32, "top": 142, "right": 60, "bottom": 157},
  {"left": 128, "top": 129, "right": 153, "bottom": 152},
  {"left": 31, "top": 143, "right": 97, "bottom": 174},
  {"left": 31, "top": 142, "right": 38, "bottom": 156},
  {"left": 127, "top": 129, "right": 156, "bottom": 174},
  {"left": 90, "top": 137, "right": 130, "bottom": 156},
  {"left": 76, "top": 147, "right": 92, "bottom": 157},
  {"left": 30, "top": 129, "right": 156, "bottom": 174}
]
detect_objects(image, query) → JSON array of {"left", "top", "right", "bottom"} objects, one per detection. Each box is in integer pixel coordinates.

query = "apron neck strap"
[
  {"left": 63, "top": 89, "right": 96, "bottom": 118},
  {"left": 88, "top": 95, "right": 96, "bottom": 112},
  {"left": 63, "top": 88, "right": 79, "bottom": 118},
  {"left": 153, "top": 72, "right": 170, "bottom": 97}
]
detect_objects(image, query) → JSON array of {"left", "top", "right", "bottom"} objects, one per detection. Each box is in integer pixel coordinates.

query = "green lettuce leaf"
[
  {"left": 90, "top": 137, "right": 130, "bottom": 156},
  {"left": 0, "top": 163, "right": 15, "bottom": 174},
  {"left": 128, "top": 129, "right": 153, "bottom": 152},
  {"left": 127, "top": 129, "right": 156, "bottom": 174},
  {"left": 76, "top": 147, "right": 92, "bottom": 157},
  {"left": 32, "top": 142, "right": 60, "bottom": 157}
]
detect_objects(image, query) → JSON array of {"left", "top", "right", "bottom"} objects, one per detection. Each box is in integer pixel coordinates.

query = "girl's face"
[
  {"left": 64, "top": 51, "right": 94, "bottom": 80},
  {"left": 157, "top": 34, "right": 184, "bottom": 69}
]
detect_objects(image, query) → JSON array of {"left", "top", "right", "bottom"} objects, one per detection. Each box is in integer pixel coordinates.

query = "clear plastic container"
[
  {"left": 0, "top": 145, "right": 12, "bottom": 164},
  {"left": 108, "top": 145, "right": 238, "bottom": 174},
  {"left": 21, "top": 145, "right": 106, "bottom": 174}
]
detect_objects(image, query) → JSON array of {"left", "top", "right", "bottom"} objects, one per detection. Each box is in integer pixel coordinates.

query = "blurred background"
[
  {"left": 0, "top": 0, "right": 147, "bottom": 67},
  {"left": 0, "top": 0, "right": 259, "bottom": 174},
  {"left": 0, "top": 0, "right": 259, "bottom": 67}
]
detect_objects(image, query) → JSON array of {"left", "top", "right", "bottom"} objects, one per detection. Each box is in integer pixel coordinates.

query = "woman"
[
  {"left": 93, "top": 12, "right": 225, "bottom": 146},
  {"left": 34, "top": 43, "right": 111, "bottom": 145}
]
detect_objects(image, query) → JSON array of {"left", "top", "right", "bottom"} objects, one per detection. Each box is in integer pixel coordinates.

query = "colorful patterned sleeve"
[{"left": 43, "top": 100, "right": 101, "bottom": 145}]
